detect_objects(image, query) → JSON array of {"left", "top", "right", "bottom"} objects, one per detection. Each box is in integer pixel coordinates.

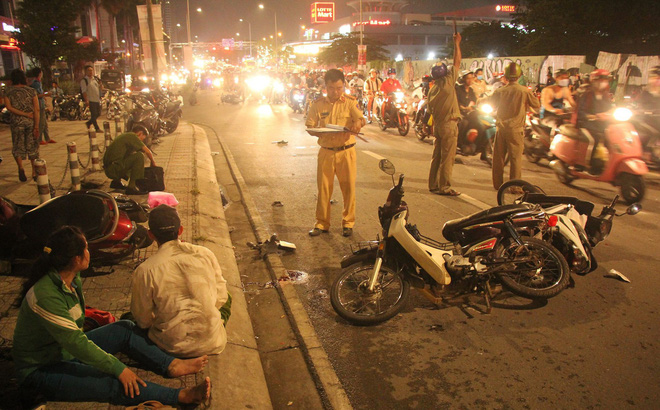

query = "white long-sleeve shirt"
[{"left": 131, "top": 240, "right": 228, "bottom": 357}]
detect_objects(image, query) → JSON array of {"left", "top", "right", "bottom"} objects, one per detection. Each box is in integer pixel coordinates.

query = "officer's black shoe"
[
  {"left": 110, "top": 180, "right": 125, "bottom": 189},
  {"left": 342, "top": 227, "right": 353, "bottom": 237},
  {"left": 309, "top": 228, "right": 329, "bottom": 237}
]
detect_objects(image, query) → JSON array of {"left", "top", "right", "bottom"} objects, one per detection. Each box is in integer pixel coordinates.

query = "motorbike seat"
[
  {"left": 524, "top": 193, "right": 595, "bottom": 216},
  {"left": 20, "top": 193, "right": 113, "bottom": 244},
  {"left": 559, "top": 124, "right": 590, "bottom": 143},
  {"left": 442, "top": 204, "right": 534, "bottom": 242}
]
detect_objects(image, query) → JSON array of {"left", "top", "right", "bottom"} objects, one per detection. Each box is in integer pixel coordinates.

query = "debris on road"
[
  {"left": 247, "top": 234, "right": 296, "bottom": 257},
  {"left": 605, "top": 269, "right": 631, "bottom": 283},
  {"left": 273, "top": 140, "right": 288, "bottom": 145},
  {"left": 330, "top": 199, "right": 337, "bottom": 204},
  {"left": 272, "top": 201, "right": 284, "bottom": 207},
  {"left": 210, "top": 151, "right": 220, "bottom": 156}
]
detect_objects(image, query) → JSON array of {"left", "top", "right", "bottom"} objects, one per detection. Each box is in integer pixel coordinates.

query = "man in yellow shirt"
[{"left": 305, "top": 69, "right": 366, "bottom": 237}]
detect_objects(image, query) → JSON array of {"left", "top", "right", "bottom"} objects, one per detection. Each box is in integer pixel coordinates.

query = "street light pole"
[
  {"left": 240, "top": 19, "right": 253, "bottom": 57},
  {"left": 274, "top": 12, "right": 278, "bottom": 69},
  {"left": 186, "top": 0, "right": 192, "bottom": 45}
]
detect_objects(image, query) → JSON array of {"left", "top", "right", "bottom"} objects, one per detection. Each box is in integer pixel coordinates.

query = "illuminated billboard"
[
  {"left": 311, "top": 2, "right": 335, "bottom": 24},
  {"left": 495, "top": 5, "right": 516, "bottom": 12}
]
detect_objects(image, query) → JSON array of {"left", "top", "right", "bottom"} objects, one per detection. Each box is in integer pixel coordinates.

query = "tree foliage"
[
  {"left": 512, "top": 0, "right": 660, "bottom": 61},
  {"left": 317, "top": 33, "right": 390, "bottom": 67},
  {"left": 15, "top": 0, "right": 91, "bottom": 84},
  {"left": 459, "top": 21, "right": 523, "bottom": 58}
]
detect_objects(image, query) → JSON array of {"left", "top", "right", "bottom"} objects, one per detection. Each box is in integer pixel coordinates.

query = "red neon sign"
[
  {"left": 495, "top": 5, "right": 516, "bottom": 12},
  {"left": 311, "top": 2, "right": 335, "bottom": 24},
  {"left": 0, "top": 38, "right": 20, "bottom": 50},
  {"left": 352, "top": 19, "right": 391, "bottom": 27}
]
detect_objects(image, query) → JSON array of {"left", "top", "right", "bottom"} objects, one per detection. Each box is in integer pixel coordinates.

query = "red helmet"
[{"left": 590, "top": 69, "right": 611, "bottom": 81}]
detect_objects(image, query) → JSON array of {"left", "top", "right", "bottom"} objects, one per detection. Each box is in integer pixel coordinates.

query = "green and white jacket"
[{"left": 12, "top": 270, "right": 126, "bottom": 384}]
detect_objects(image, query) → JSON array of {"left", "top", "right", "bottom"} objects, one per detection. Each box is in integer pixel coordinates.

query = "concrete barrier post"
[
  {"left": 34, "top": 159, "right": 51, "bottom": 203},
  {"left": 88, "top": 128, "right": 101, "bottom": 171},
  {"left": 103, "top": 121, "right": 113, "bottom": 148},
  {"left": 114, "top": 116, "right": 122, "bottom": 136},
  {"left": 67, "top": 142, "right": 81, "bottom": 191}
]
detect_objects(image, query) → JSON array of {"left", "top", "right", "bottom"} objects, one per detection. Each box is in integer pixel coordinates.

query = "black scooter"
[{"left": 0, "top": 190, "right": 151, "bottom": 270}]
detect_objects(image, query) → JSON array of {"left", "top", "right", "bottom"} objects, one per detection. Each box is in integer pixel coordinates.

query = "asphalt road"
[{"left": 185, "top": 88, "right": 660, "bottom": 409}]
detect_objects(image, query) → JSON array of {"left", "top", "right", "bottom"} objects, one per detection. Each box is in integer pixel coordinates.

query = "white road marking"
[
  {"left": 362, "top": 150, "right": 386, "bottom": 160},
  {"left": 291, "top": 117, "right": 301, "bottom": 122},
  {"left": 245, "top": 142, "right": 255, "bottom": 145},
  {"left": 459, "top": 193, "right": 491, "bottom": 210}
]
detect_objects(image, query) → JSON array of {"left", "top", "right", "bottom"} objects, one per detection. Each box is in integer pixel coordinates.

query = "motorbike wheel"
[
  {"left": 497, "top": 179, "right": 546, "bottom": 206},
  {"left": 494, "top": 237, "right": 570, "bottom": 300},
  {"left": 378, "top": 117, "right": 387, "bottom": 131},
  {"left": 553, "top": 160, "right": 574, "bottom": 185},
  {"left": 398, "top": 117, "right": 410, "bottom": 136},
  {"left": 330, "top": 261, "right": 410, "bottom": 326},
  {"left": 165, "top": 116, "right": 180, "bottom": 134},
  {"left": 619, "top": 173, "right": 645, "bottom": 204},
  {"left": 415, "top": 124, "right": 427, "bottom": 141}
]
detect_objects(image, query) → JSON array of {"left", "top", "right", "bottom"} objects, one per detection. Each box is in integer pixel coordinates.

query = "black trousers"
[{"left": 86, "top": 101, "right": 101, "bottom": 131}]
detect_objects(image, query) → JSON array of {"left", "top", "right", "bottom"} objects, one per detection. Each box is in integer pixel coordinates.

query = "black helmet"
[
  {"left": 650, "top": 65, "right": 660, "bottom": 77},
  {"left": 387, "top": 68, "right": 396, "bottom": 76},
  {"left": 431, "top": 63, "right": 448, "bottom": 79},
  {"left": 422, "top": 75, "right": 432, "bottom": 83}
]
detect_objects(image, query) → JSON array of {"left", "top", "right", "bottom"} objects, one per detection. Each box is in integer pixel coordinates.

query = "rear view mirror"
[
  {"left": 379, "top": 159, "right": 395, "bottom": 176},
  {"left": 626, "top": 203, "right": 641, "bottom": 215}
]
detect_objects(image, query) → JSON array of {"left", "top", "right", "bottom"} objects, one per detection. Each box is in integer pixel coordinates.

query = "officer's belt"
[{"left": 322, "top": 143, "right": 356, "bottom": 152}]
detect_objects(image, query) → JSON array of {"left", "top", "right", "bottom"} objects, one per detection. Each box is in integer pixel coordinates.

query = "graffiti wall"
[{"left": 596, "top": 51, "right": 659, "bottom": 86}]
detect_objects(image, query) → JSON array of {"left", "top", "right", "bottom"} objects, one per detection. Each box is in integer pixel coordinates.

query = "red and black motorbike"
[
  {"left": 376, "top": 91, "right": 410, "bottom": 136},
  {"left": 0, "top": 190, "right": 151, "bottom": 270}
]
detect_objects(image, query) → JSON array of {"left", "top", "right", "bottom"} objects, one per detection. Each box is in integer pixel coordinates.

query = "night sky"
[{"left": 169, "top": 0, "right": 502, "bottom": 43}]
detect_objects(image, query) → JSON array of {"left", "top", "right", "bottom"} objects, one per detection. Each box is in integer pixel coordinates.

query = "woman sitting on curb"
[{"left": 12, "top": 226, "right": 211, "bottom": 406}]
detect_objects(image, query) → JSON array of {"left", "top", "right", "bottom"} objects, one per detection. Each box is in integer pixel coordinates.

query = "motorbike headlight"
[
  {"left": 141, "top": 88, "right": 150, "bottom": 92},
  {"left": 247, "top": 75, "right": 270, "bottom": 92},
  {"left": 294, "top": 94, "right": 303, "bottom": 102},
  {"left": 212, "top": 78, "right": 221, "bottom": 87},
  {"left": 124, "top": 88, "right": 131, "bottom": 93},
  {"left": 613, "top": 107, "right": 632, "bottom": 122},
  {"left": 345, "top": 88, "right": 351, "bottom": 95},
  {"left": 274, "top": 83, "right": 285, "bottom": 93},
  {"left": 394, "top": 91, "right": 404, "bottom": 102},
  {"left": 480, "top": 104, "right": 494, "bottom": 114}
]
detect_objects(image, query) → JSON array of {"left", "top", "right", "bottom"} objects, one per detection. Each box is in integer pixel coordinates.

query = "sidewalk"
[{"left": 0, "top": 119, "right": 272, "bottom": 409}]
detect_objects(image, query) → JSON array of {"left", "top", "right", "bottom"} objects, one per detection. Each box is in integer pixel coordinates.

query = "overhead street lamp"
[
  {"left": 239, "top": 18, "right": 253, "bottom": 57},
  {"left": 258, "top": 3, "right": 278, "bottom": 69}
]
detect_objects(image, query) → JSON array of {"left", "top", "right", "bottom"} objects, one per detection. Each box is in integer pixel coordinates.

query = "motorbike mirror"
[
  {"left": 379, "top": 159, "right": 396, "bottom": 176},
  {"left": 626, "top": 203, "right": 641, "bottom": 215}
]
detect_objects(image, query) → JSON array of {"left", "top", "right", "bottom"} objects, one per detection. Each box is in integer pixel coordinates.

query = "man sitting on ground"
[
  {"left": 103, "top": 126, "right": 156, "bottom": 195},
  {"left": 131, "top": 205, "right": 232, "bottom": 357}
]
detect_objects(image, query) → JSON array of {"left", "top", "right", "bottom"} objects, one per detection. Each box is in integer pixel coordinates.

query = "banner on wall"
[{"left": 136, "top": 5, "right": 168, "bottom": 75}]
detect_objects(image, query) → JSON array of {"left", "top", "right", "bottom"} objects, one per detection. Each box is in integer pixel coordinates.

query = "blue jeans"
[{"left": 22, "top": 320, "right": 180, "bottom": 406}]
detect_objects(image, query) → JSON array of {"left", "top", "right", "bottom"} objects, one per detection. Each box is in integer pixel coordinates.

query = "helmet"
[
  {"left": 554, "top": 69, "right": 569, "bottom": 77},
  {"left": 387, "top": 68, "right": 396, "bottom": 76},
  {"left": 459, "top": 70, "right": 473, "bottom": 81},
  {"left": 590, "top": 69, "right": 611, "bottom": 81},
  {"left": 649, "top": 65, "right": 660, "bottom": 77},
  {"left": 431, "top": 63, "right": 448, "bottom": 79},
  {"left": 369, "top": 68, "right": 377, "bottom": 73},
  {"left": 352, "top": 71, "right": 358, "bottom": 76},
  {"left": 504, "top": 63, "right": 522, "bottom": 80},
  {"left": 422, "top": 74, "right": 433, "bottom": 83}
]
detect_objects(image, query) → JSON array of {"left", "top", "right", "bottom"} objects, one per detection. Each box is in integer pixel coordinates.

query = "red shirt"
[{"left": 380, "top": 78, "right": 402, "bottom": 95}]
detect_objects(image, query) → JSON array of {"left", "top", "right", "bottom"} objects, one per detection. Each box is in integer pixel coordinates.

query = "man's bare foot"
[
  {"left": 178, "top": 377, "right": 211, "bottom": 404},
  {"left": 168, "top": 355, "right": 209, "bottom": 377}
]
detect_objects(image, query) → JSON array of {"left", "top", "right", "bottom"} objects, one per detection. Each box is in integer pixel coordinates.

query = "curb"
[
  {"left": 207, "top": 126, "right": 352, "bottom": 410},
  {"left": 190, "top": 124, "right": 273, "bottom": 409}
]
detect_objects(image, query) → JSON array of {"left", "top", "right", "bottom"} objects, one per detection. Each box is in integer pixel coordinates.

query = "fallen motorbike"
[
  {"left": 549, "top": 107, "right": 647, "bottom": 204},
  {"left": 221, "top": 88, "right": 243, "bottom": 105},
  {"left": 497, "top": 180, "right": 640, "bottom": 274},
  {"left": 0, "top": 190, "right": 151, "bottom": 269},
  {"left": 376, "top": 91, "right": 410, "bottom": 136},
  {"left": 330, "top": 160, "right": 570, "bottom": 325}
]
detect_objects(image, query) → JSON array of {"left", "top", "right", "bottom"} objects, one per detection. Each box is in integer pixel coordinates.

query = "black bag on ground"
[{"left": 136, "top": 166, "right": 165, "bottom": 192}]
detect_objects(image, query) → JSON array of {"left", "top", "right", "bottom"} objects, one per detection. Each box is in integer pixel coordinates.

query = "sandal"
[
  {"left": 18, "top": 168, "right": 27, "bottom": 182},
  {"left": 437, "top": 189, "right": 461, "bottom": 196},
  {"left": 125, "top": 400, "right": 176, "bottom": 410}
]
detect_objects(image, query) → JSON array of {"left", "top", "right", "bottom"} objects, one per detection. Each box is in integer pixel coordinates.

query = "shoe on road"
[
  {"left": 47, "top": 139, "right": 57, "bottom": 144},
  {"left": 309, "top": 228, "right": 329, "bottom": 237},
  {"left": 342, "top": 227, "right": 353, "bottom": 237},
  {"left": 110, "top": 180, "right": 125, "bottom": 189},
  {"left": 39, "top": 141, "right": 47, "bottom": 145},
  {"left": 18, "top": 168, "right": 27, "bottom": 182}
]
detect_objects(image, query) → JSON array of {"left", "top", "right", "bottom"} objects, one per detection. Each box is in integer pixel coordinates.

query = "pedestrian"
[
  {"left": 4, "top": 68, "right": 39, "bottom": 182},
  {"left": 11, "top": 225, "right": 211, "bottom": 406},
  {"left": 489, "top": 62, "right": 541, "bottom": 189},
  {"left": 81, "top": 65, "right": 102, "bottom": 132},
  {"left": 131, "top": 205, "right": 231, "bottom": 357},
  {"left": 305, "top": 68, "right": 366, "bottom": 237},
  {"left": 103, "top": 125, "right": 156, "bottom": 195},
  {"left": 427, "top": 32, "right": 462, "bottom": 196},
  {"left": 29, "top": 68, "right": 55, "bottom": 145}
]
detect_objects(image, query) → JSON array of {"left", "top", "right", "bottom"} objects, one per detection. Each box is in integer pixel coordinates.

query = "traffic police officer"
[
  {"left": 490, "top": 62, "right": 540, "bottom": 189},
  {"left": 306, "top": 69, "right": 366, "bottom": 237}
]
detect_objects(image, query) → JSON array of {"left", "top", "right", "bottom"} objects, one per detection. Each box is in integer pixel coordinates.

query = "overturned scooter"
[
  {"left": 330, "top": 160, "right": 570, "bottom": 325},
  {"left": 0, "top": 190, "right": 151, "bottom": 269}
]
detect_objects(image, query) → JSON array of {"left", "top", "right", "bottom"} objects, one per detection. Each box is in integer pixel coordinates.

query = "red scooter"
[
  {"left": 549, "top": 107, "right": 648, "bottom": 204},
  {"left": 0, "top": 190, "right": 152, "bottom": 270}
]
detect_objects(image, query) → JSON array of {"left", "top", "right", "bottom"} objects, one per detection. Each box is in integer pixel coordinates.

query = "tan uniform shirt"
[
  {"left": 427, "top": 67, "right": 460, "bottom": 124},
  {"left": 305, "top": 94, "right": 364, "bottom": 148},
  {"left": 491, "top": 83, "right": 540, "bottom": 129}
]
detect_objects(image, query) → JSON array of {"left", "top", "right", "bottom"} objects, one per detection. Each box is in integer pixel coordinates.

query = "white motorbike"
[{"left": 330, "top": 160, "right": 570, "bottom": 325}]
